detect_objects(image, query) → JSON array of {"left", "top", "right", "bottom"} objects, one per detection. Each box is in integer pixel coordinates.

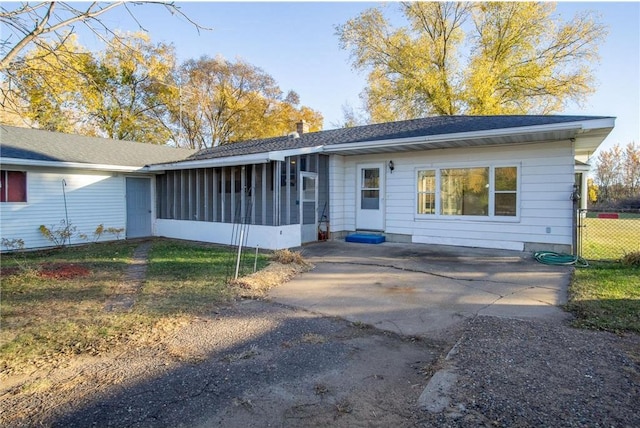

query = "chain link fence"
[{"left": 578, "top": 209, "right": 640, "bottom": 260}]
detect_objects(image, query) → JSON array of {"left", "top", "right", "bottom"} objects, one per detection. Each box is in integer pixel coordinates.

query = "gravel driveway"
[{"left": 2, "top": 299, "right": 638, "bottom": 427}]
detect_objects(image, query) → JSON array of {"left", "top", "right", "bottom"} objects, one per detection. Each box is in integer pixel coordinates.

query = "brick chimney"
[{"left": 296, "top": 120, "right": 309, "bottom": 135}]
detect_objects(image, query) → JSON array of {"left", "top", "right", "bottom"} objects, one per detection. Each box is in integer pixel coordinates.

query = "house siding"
[
  {"left": 333, "top": 140, "right": 575, "bottom": 251},
  {"left": 0, "top": 167, "right": 127, "bottom": 249}
]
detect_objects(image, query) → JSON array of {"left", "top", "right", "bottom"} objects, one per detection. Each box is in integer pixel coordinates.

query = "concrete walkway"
[{"left": 268, "top": 241, "right": 572, "bottom": 339}]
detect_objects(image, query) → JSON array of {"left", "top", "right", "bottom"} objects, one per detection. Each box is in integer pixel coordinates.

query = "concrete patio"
[{"left": 268, "top": 240, "right": 573, "bottom": 339}]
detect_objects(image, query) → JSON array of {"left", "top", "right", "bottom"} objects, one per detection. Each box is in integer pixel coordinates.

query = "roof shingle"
[
  {"left": 187, "top": 115, "right": 611, "bottom": 161},
  {"left": 0, "top": 125, "right": 195, "bottom": 167}
]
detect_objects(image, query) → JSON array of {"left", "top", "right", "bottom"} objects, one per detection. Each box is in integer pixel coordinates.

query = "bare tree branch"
[{"left": 0, "top": 1, "right": 211, "bottom": 71}]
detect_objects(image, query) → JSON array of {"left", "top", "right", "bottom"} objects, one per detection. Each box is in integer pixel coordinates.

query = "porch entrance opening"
[{"left": 300, "top": 172, "right": 318, "bottom": 243}]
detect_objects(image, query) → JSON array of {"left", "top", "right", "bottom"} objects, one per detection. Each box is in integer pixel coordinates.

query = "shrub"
[
  {"left": 39, "top": 220, "right": 77, "bottom": 247},
  {"left": 620, "top": 251, "right": 640, "bottom": 267},
  {"left": 1, "top": 238, "right": 25, "bottom": 252}
]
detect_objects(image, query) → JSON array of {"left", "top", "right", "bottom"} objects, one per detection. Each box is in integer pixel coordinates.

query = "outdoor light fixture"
[{"left": 388, "top": 160, "right": 395, "bottom": 173}]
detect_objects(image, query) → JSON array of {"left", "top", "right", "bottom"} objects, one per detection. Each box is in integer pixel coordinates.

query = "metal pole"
[
  {"left": 234, "top": 229, "right": 244, "bottom": 280},
  {"left": 254, "top": 246, "right": 259, "bottom": 273},
  {"left": 62, "top": 179, "right": 70, "bottom": 245}
]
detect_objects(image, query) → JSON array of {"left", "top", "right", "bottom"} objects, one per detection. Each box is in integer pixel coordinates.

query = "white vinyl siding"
[
  {"left": 335, "top": 140, "right": 575, "bottom": 251},
  {"left": 0, "top": 167, "right": 127, "bottom": 250}
]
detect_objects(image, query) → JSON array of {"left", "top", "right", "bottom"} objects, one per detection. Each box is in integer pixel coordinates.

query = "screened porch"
[{"left": 153, "top": 154, "right": 329, "bottom": 249}]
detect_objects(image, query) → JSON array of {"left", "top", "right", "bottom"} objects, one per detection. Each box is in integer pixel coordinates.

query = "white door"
[
  {"left": 300, "top": 172, "right": 318, "bottom": 243},
  {"left": 356, "top": 163, "right": 385, "bottom": 231}
]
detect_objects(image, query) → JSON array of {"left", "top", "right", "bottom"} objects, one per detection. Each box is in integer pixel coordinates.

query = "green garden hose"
[{"left": 534, "top": 251, "right": 589, "bottom": 268}]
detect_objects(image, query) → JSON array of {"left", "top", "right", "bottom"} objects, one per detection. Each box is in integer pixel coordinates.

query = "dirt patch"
[
  {"left": 0, "top": 266, "right": 20, "bottom": 276},
  {"left": 38, "top": 263, "right": 91, "bottom": 279}
]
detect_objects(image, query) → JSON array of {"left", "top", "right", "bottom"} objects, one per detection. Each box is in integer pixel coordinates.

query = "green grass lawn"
[
  {"left": 566, "top": 261, "right": 640, "bottom": 333},
  {"left": 580, "top": 217, "right": 640, "bottom": 260},
  {"left": 0, "top": 239, "right": 268, "bottom": 375}
]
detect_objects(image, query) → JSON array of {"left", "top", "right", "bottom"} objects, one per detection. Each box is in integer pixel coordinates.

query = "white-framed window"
[
  {"left": 0, "top": 170, "right": 27, "bottom": 203},
  {"left": 416, "top": 165, "right": 519, "bottom": 219},
  {"left": 417, "top": 169, "right": 436, "bottom": 214}
]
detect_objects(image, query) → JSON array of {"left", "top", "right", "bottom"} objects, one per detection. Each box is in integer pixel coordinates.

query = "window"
[
  {"left": 494, "top": 167, "right": 517, "bottom": 216},
  {"left": 417, "top": 170, "right": 436, "bottom": 214},
  {"left": 441, "top": 168, "right": 489, "bottom": 216},
  {"left": 0, "top": 170, "right": 27, "bottom": 202},
  {"left": 416, "top": 166, "right": 518, "bottom": 218}
]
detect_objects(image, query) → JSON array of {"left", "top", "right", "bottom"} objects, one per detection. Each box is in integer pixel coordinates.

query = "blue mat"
[{"left": 345, "top": 233, "right": 385, "bottom": 244}]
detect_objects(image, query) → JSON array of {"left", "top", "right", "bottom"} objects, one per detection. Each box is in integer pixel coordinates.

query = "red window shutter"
[
  {"left": 6, "top": 171, "right": 27, "bottom": 202},
  {"left": 0, "top": 171, "right": 5, "bottom": 202}
]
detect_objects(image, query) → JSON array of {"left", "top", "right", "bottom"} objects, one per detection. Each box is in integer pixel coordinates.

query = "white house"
[
  {"left": 1, "top": 115, "right": 614, "bottom": 253},
  {"left": 0, "top": 125, "right": 194, "bottom": 249}
]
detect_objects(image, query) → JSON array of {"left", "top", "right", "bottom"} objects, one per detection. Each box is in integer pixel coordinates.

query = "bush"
[
  {"left": 620, "top": 251, "right": 640, "bottom": 267},
  {"left": 39, "top": 220, "right": 77, "bottom": 247}
]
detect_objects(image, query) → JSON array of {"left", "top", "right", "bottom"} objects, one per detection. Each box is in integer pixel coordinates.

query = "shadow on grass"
[{"left": 566, "top": 298, "right": 640, "bottom": 334}]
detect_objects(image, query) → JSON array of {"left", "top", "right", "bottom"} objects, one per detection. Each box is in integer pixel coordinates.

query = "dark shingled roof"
[
  {"left": 187, "top": 115, "right": 612, "bottom": 161},
  {"left": 0, "top": 125, "right": 195, "bottom": 167}
]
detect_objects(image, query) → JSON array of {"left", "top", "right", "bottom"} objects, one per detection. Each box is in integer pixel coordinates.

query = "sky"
[{"left": 19, "top": 1, "right": 640, "bottom": 155}]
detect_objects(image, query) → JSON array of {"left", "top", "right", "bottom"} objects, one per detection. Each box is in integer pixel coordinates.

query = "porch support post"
[
  {"left": 261, "top": 163, "right": 267, "bottom": 225},
  {"left": 203, "top": 169, "right": 208, "bottom": 221},
  {"left": 286, "top": 158, "right": 291, "bottom": 225},
  {"left": 231, "top": 167, "right": 236, "bottom": 222},
  {"left": 273, "top": 161, "right": 281, "bottom": 226},
  {"left": 173, "top": 170, "right": 178, "bottom": 219},
  {"left": 195, "top": 169, "right": 200, "bottom": 221},
  {"left": 221, "top": 167, "right": 226, "bottom": 223},
  {"left": 251, "top": 164, "right": 256, "bottom": 224},
  {"left": 240, "top": 165, "right": 246, "bottom": 223},
  {"left": 212, "top": 168, "right": 218, "bottom": 222}
]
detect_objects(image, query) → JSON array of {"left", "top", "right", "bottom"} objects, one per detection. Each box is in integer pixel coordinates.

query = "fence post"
[{"left": 571, "top": 184, "right": 581, "bottom": 257}]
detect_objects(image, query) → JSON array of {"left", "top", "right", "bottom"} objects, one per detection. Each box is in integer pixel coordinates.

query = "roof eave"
[
  {"left": 322, "top": 118, "right": 615, "bottom": 155},
  {"left": 148, "top": 145, "right": 324, "bottom": 171},
  {"left": 0, "top": 157, "right": 146, "bottom": 172}
]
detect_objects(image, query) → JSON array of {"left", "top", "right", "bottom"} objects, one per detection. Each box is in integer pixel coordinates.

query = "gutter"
[
  {"left": 147, "top": 145, "right": 323, "bottom": 171},
  {"left": 0, "top": 157, "right": 145, "bottom": 172}
]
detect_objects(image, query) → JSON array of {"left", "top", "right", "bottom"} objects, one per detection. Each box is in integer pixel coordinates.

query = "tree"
[
  {"left": 7, "top": 32, "right": 177, "bottom": 144},
  {"left": 3, "top": 35, "right": 91, "bottom": 133},
  {"left": 593, "top": 142, "right": 640, "bottom": 206},
  {"left": 337, "top": 2, "right": 606, "bottom": 122},
  {"left": 83, "top": 32, "right": 177, "bottom": 144},
  {"left": 332, "top": 102, "right": 368, "bottom": 129},
  {"left": 0, "top": 2, "right": 205, "bottom": 72},
  {"left": 1, "top": 1, "right": 207, "bottom": 125},
  {"left": 173, "top": 56, "right": 323, "bottom": 149}
]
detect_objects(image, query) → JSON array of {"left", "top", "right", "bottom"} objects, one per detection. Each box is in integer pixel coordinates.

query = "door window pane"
[
  {"left": 302, "top": 176, "right": 315, "bottom": 200},
  {"left": 361, "top": 190, "right": 380, "bottom": 209},
  {"left": 362, "top": 168, "right": 379, "bottom": 189}
]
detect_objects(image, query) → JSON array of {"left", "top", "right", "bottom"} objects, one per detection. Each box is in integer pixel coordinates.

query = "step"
[{"left": 345, "top": 233, "right": 386, "bottom": 244}]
